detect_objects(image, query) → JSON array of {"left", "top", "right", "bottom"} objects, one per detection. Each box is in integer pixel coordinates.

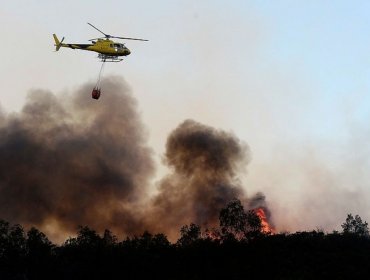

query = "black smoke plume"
[
  {"left": 145, "top": 120, "right": 251, "bottom": 237},
  {"left": 0, "top": 77, "right": 271, "bottom": 241},
  {"left": 0, "top": 77, "right": 155, "bottom": 240}
]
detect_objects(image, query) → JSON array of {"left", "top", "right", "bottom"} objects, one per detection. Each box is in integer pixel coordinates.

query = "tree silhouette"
[
  {"left": 245, "top": 210, "right": 263, "bottom": 238},
  {"left": 102, "top": 229, "right": 117, "bottom": 246},
  {"left": 219, "top": 199, "right": 263, "bottom": 240},
  {"left": 0, "top": 219, "right": 10, "bottom": 257},
  {"left": 0, "top": 223, "right": 27, "bottom": 279},
  {"left": 27, "top": 227, "right": 54, "bottom": 251},
  {"left": 75, "top": 226, "right": 102, "bottom": 246},
  {"left": 341, "top": 213, "right": 369, "bottom": 236},
  {"left": 0, "top": 217, "right": 370, "bottom": 279},
  {"left": 219, "top": 199, "right": 247, "bottom": 240},
  {"left": 177, "top": 223, "right": 201, "bottom": 246},
  {"left": 121, "top": 231, "right": 171, "bottom": 251},
  {"left": 8, "top": 224, "right": 26, "bottom": 254},
  {"left": 26, "top": 227, "right": 55, "bottom": 279},
  {"left": 26, "top": 227, "right": 54, "bottom": 262}
]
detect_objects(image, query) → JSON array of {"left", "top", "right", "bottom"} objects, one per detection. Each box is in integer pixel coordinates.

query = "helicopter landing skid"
[{"left": 98, "top": 54, "right": 123, "bottom": 62}]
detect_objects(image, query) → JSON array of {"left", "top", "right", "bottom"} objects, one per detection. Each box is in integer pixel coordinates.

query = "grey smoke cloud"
[
  {"left": 0, "top": 77, "right": 271, "bottom": 241},
  {"left": 144, "top": 119, "right": 257, "bottom": 238},
  {"left": 0, "top": 77, "right": 155, "bottom": 239}
]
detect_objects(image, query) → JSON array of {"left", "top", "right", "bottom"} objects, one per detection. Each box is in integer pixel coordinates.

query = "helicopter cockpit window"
[{"left": 114, "top": 44, "right": 122, "bottom": 49}]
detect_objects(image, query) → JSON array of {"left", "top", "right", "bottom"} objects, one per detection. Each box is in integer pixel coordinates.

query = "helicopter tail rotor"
[{"left": 53, "top": 34, "right": 65, "bottom": 51}]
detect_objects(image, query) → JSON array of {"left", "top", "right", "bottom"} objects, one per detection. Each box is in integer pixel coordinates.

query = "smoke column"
[
  {"left": 145, "top": 119, "right": 251, "bottom": 238},
  {"left": 0, "top": 77, "right": 272, "bottom": 241},
  {"left": 0, "top": 77, "right": 155, "bottom": 240}
]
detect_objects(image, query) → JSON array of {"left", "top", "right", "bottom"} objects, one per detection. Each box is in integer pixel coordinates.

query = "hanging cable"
[
  {"left": 95, "top": 59, "right": 106, "bottom": 89},
  {"left": 92, "top": 59, "right": 106, "bottom": 100}
]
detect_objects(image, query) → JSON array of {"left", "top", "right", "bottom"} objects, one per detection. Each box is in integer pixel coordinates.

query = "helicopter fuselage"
[{"left": 54, "top": 36, "right": 131, "bottom": 57}]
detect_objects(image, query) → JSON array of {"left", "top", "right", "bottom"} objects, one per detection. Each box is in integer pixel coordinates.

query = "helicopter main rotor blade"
[
  {"left": 113, "top": 36, "right": 148, "bottom": 41},
  {"left": 87, "top": 22, "right": 110, "bottom": 37}
]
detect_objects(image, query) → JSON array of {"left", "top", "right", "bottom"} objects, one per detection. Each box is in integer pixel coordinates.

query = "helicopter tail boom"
[{"left": 53, "top": 34, "right": 65, "bottom": 51}]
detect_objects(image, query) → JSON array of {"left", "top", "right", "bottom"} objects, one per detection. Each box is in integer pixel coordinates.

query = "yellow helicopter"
[{"left": 53, "top": 23, "right": 148, "bottom": 62}]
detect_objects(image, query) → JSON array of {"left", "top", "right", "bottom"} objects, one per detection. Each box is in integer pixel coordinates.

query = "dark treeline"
[{"left": 1, "top": 200, "right": 370, "bottom": 280}]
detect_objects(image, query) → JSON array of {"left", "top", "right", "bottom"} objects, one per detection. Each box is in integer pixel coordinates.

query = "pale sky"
[{"left": 1, "top": 0, "right": 370, "bottom": 232}]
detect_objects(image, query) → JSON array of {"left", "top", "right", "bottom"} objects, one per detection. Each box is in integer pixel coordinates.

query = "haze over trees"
[{"left": 0, "top": 200, "right": 369, "bottom": 280}]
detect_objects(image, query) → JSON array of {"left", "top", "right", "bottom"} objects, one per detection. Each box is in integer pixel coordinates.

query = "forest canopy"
[{"left": 0, "top": 200, "right": 369, "bottom": 280}]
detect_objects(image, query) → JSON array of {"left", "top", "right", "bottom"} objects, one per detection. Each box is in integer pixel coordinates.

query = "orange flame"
[{"left": 254, "top": 208, "right": 275, "bottom": 234}]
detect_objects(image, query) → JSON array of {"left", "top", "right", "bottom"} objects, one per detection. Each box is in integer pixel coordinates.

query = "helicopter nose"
[{"left": 126, "top": 48, "right": 131, "bottom": 55}]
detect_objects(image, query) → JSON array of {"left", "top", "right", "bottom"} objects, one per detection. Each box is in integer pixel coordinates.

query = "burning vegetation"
[{"left": 254, "top": 207, "right": 275, "bottom": 234}]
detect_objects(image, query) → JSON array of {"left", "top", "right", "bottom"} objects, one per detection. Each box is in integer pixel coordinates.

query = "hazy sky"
[{"left": 1, "top": 0, "right": 370, "bottom": 232}]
